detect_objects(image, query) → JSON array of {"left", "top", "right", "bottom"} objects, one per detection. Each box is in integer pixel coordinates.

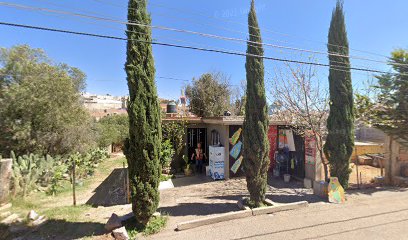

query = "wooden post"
[
  {"left": 123, "top": 162, "right": 127, "bottom": 204},
  {"left": 386, "top": 136, "right": 393, "bottom": 184},
  {"left": 72, "top": 158, "right": 77, "bottom": 206},
  {"left": 356, "top": 147, "right": 360, "bottom": 189},
  {"left": 360, "top": 172, "right": 363, "bottom": 186},
  {"left": 127, "top": 164, "right": 130, "bottom": 204}
]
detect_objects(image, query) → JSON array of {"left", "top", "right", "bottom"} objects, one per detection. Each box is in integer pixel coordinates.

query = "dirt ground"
[
  {"left": 349, "top": 164, "right": 383, "bottom": 188},
  {"left": 6, "top": 154, "right": 132, "bottom": 240},
  {"left": 7, "top": 156, "right": 383, "bottom": 240},
  {"left": 151, "top": 175, "right": 324, "bottom": 238}
]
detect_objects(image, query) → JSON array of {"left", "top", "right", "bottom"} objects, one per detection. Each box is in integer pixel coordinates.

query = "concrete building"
[
  {"left": 81, "top": 93, "right": 127, "bottom": 111},
  {"left": 163, "top": 116, "right": 318, "bottom": 183},
  {"left": 81, "top": 93, "right": 128, "bottom": 120}
]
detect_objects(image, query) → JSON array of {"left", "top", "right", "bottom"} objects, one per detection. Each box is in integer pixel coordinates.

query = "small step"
[
  {"left": 0, "top": 211, "right": 11, "bottom": 219},
  {"left": 1, "top": 213, "right": 19, "bottom": 225},
  {"left": 0, "top": 203, "right": 12, "bottom": 212}
]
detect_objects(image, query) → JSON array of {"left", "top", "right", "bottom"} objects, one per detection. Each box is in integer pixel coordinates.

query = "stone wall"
[{"left": 0, "top": 158, "right": 12, "bottom": 203}]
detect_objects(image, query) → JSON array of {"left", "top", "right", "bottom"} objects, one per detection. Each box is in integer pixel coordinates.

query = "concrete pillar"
[
  {"left": 385, "top": 136, "right": 401, "bottom": 184},
  {"left": 0, "top": 158, "right": 12, "bottom": 203}
]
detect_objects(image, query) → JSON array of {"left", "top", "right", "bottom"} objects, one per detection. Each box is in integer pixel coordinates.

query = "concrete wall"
[
  {"left": 385, "top": 136, "right": 408, "bottom": 184},
  {"left": 351, "top": 142, "right": 385, "bottom": 162},
  {"left": 0, "top": 158, "right": 12, "bottom": 203}
]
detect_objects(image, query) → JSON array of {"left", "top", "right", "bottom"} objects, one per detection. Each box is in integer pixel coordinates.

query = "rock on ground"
[
  {"left": 105, "top": 213, "right": 122, "bottom": 232},
  {"left": 27, "top": 210, "right": 39, "bottom": 221},
  {"left": 112, "top": 226, "right": 129, "bottom": 240}
]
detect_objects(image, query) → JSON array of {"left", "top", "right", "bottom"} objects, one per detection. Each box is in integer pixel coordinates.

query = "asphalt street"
[{"left": 148, "top": 188, "right": 408, "bottom": 240}]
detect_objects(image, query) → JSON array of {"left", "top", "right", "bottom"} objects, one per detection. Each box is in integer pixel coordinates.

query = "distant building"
[
  {"left": 81, "top": 93, "right": 128, "bottom": 120},
  {"left": 81, "top": 93, "right": 127, "bottom": 110}
]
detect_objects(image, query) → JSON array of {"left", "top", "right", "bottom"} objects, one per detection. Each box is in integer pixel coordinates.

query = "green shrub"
[
  {"left": 11, "top": 152, "right": 40, "bottom": 197},
  {"left": 10, "top": 148, "right": 109, "bottom": 197},
  {"left": 46, "top": 162, "right": 69, "bottom": 196},
  {"left": 125, "top": 215, "right": 168, "bottom": 237},
  {"left": 160, "top": 139, "right": 175, "bottom": 170}
]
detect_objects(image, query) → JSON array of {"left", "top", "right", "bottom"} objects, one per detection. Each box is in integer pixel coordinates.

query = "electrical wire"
[
  {"left": 1, "top": 1, "right": 407, "bottom": 69},
  {"left": 88, "top": 0, "right": 392, "bottom": 60},
  {"left": 29, "top": 0, "right": 383, "bottom": 73},
  {"left": 1, "top": 21, "right": 400, "bottom": 77}
]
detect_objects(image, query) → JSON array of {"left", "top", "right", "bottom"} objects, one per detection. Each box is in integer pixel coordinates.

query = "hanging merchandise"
[
  {"left": 278, "top": 130, "right": 287, "bottom": 149},
  {"left": 285, "top": 129, "right": 296, "bottom": 151},
  {"left": 291, "top": 158, "right": 295, "bottom": 170},
  {"left": 230, "top": 141, "right": 243, "bottom": 159},
  {"left": 229, "top": 128, "right": 242, "bottom": 145},
  {"left": 268, "top": 126, "right": 278, "bottom": 170},
  {"left": 231, "top": 156, "right": 243, "bottom": 174}
]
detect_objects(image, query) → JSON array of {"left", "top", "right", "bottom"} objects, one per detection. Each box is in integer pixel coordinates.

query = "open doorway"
[{"left": 187, "top": 128, "right": 208, "bottom": 166}]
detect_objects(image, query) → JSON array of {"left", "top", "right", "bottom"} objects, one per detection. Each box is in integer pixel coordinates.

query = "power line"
[
  {"left": 0, "top": 21, "right": 401, "bottom": 77},
  {"left": 0, "top": 22, "right": 404, "bottom": 77},
  {"left": 1, "top": 1, "right": 407, "bottom": 69},
  {"left": 32, "top": 1, "right": 385, "bottom": 72},
  {"left": 89, "top": 0, "right": 391, "bottom": 60},
  {"left": 14, "top": 1, "right": 346, "bottom": 70}
]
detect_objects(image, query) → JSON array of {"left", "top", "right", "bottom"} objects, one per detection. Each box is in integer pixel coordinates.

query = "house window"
[{"left": 211, "top": 130, "right": 220, "bottom": 146}]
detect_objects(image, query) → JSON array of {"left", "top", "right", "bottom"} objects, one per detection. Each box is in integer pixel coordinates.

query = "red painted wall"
[{"left": 268, "top": 125, "right": 278, "bottom": 170}]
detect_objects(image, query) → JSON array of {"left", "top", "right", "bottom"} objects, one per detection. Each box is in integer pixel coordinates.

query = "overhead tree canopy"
[
  {"left": 373, "top": 49, "right": 408, "bottom": 143},
  {"left": 97, "top": 114, "right": 129, "bottom": 148},
  {"left": 185, "top": 72, "right": 232, "bottom": 117},
  {"left": 0, "top": 45, "right": 93, "bottom": 157}
]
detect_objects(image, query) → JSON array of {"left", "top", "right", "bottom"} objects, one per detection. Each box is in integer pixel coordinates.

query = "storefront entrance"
[
  {"left": 275, "top": 126, "right": 306, "bottom": 179},
  {"left": 187, "top": 128, "right": 208, "bottom": 165}
]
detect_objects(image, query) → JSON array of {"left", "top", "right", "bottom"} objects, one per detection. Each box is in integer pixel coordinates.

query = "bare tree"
[
  {"left": 230, "top": 80, "right": 247, "bottom": 116},
  {"left": 267, "top": 62, "right": 329, "bottom": 181}
]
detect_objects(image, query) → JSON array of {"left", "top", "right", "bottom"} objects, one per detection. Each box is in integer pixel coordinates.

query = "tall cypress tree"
[
  {"left": 324, "top": 0, "right": 354, "bottom": 188},
  {"left": 242, "top": 0, "right": 270, "bottom": 207},
  {"left": 124, "top": 0, "right": 161, "bottom": 225}
]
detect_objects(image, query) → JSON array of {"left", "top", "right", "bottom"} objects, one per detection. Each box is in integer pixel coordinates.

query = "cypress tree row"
[
  {"left": 124, "top": 0, "right": 162, "bottom": 225},
  {"left": 324, "top": 0, "right": 355, "bottom": 188},
  {"left": 242, "top": 0, "right": 270, "bottom": 207}
]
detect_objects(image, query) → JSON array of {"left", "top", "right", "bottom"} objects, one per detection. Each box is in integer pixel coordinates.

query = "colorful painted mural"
[{"left": 229, "top": 126, "right": 244, "bottom": 177}]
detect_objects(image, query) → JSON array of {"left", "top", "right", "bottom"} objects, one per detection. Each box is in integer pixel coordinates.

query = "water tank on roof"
[{"left": 166, "top": 101, "right": 177, "bottom": 113}]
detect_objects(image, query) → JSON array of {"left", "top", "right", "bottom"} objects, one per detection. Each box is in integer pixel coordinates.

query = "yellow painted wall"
[{"left": 351, "top": 143, "right": 385, "bottom": 161}]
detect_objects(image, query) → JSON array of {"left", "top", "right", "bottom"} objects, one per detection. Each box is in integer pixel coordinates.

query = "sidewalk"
[
  {"left": 156, "top": 175, "right": 323, "bottom": 234},
  {"left": 149, "top": 187, "right": 408, "bottom": 240}
]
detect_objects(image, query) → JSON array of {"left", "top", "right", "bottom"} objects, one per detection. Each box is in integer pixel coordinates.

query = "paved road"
[{"left": 149, "top": 188, "right": 408, "bottom": 240}]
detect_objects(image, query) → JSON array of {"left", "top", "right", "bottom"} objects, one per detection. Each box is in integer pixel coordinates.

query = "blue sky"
[{"left": 1, "top": 0, "right": 407, "bottom": 100}]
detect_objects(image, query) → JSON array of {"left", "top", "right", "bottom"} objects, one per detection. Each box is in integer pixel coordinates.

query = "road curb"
[
  {"left": 251, "top": 201, "right": 309, "bottom": 216},
  {"left": 177, "top": 201, "right": 309, "bottom": 231},
  {"left": 177, "top": 209, "right": 253, "bottom": 231}
]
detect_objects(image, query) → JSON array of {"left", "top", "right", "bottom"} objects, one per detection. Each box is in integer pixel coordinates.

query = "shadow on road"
[{"left": 158, "top": 202, "right": 240, "bottom": 217}]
